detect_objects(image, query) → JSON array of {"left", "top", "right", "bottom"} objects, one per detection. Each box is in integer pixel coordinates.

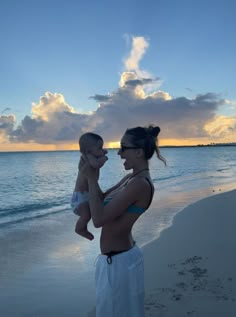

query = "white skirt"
[{"left": 95, "top": 245, "right": 145, "bottom": 317}]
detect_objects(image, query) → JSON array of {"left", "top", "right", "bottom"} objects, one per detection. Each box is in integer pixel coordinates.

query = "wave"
[
  {"left": 0, "top": 200, "right": 66, "bottom": 217},
  {"left": 0, "top": 201, "right": 71, "bottom": 227},
  {"left": 0, "top": 208, "right": 70, "bottom": 227},
  {"left": 216, "top": 167, "right": 231, "bottom": 172},
  {"left": 152, "top": 175, "right": 177, "bottom": 182}
]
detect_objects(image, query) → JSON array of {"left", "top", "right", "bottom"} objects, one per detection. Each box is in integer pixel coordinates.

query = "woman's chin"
[{"left": 123, "top": 161, "right": 132, "bottom": 170}]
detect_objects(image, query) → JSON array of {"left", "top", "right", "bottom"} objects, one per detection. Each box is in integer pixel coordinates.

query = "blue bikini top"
[{"left": 103, "top": 177, "right": 154, "bottom": 214}]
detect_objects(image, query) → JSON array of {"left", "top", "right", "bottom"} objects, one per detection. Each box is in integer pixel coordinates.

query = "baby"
[{"left": 71, "top": 132, "right": 108, "bottom": 240}]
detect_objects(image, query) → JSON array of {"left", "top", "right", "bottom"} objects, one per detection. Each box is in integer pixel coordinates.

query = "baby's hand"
[
  {"left": 79, "top": 155, "right": 97, "bottom": 179},
  {"left": 87, "top": 154, "right": 108, "bottom": 169},
  {"left": 96, "top": 155, "right": 108, "bottom": 168}
]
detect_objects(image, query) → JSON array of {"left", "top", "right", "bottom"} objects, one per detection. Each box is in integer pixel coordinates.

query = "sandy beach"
[
  {"left": 143, "top": 189, "right": 236, "bottom": 317},
  {"left": 0, "top": 189, "right": 235, "bottom": 317}
]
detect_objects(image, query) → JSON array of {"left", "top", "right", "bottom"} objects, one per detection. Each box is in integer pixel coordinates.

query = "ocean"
[
  {"left": 1, "top": 147, "right": 236, "bottom": 229},
  {"left": 0, "top": 147, "right": 236, "bottom": 317}
]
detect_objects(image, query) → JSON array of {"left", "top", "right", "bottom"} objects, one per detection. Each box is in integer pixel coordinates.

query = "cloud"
[
  {"left": 124, "top": 78, "right": 159, "bottom": 88},
  {"left": 0, "top": 115, "right": 15, "bottom": 129},
  {"left": 0, "top": 114, "right": 15, "bottom": 143},
  {"left": 1, "top": 36, "right": 235, "bottom": 146},
  {"left": 224, "top": 99, "right": 236, "bottom": 110},
  {"left": 122, "top": 37, "right": 162, "bottom": 94},
  {"left": 118, "top": 71, "right": 162, "bottom": 99},
  {"left": 89, "top": 94, "right": 112, "bottom": 103},
  {"left": 124, "top": 36, "right": 149, "bottom": 72},
  {"left": 31, "top": 92, "right": 75, "bottom": 121},
  {"left": 204, "top": 115, "right": 236, "bottom": 139},
  {"left": 9, "top": 93, "right": 88, "bottom": 144},
  {"left": 185, "top": 88, "right": 193, "bottom": 92},
  {"left": 91, "top": 90, "right": 225, "bottom": 141},
  {"left": 1, "top": 107, "right": 11, "bottom": 114}
]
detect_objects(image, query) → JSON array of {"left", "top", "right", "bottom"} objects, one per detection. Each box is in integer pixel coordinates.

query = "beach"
[
  {"left": 1, "top": 148, "right": 236, "bottom": 316},
  {"left": 1, "top": 188, "right": 235, "bottom": 317},
  {"left": 143, "top": 189, "right": 236, "bottom": 317}
]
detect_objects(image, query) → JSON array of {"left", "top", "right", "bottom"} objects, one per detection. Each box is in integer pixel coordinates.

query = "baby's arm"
[{"left": 87, "top": 154, "right": 108, "bottom": 169}]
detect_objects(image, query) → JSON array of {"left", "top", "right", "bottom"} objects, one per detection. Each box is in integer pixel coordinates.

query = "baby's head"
[{"left": 79, "top": 132, "right": 105, "bottom": 157}]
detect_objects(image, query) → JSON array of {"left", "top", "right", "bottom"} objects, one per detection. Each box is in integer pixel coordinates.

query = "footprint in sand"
[{"left": 168, "top": 256, "right": 235, "bottom": 302}]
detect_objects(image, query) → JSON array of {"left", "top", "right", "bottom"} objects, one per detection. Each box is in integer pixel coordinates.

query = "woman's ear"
[{"left": 136, "top": 148, "right": 145, "bottom": 158}]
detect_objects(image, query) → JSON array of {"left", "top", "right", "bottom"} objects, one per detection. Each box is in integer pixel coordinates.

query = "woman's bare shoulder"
[{"left": 127, "top": 175, "right": 153, "bottom": 189}]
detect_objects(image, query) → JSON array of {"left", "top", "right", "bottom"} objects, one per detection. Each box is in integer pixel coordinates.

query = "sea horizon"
[
  {"left": 1, "top": 142, "right": 236, "bottom": 154},
  {"left": 1, "top": 145, "right": 236, "bottom": 229}
]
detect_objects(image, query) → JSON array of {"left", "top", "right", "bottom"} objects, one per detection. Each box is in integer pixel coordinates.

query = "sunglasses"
[{"left": 120, "top": 145, "right": 140, "bottom": 152}]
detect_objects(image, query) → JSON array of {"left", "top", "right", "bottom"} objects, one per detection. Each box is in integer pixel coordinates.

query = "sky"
[{"left": 0, "top": 0, "right": 236, "bottom": 151}]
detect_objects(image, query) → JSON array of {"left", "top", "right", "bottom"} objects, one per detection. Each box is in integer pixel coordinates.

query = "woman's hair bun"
[{"left": 146, "top": 125, "right": 161, "bottom": 138}]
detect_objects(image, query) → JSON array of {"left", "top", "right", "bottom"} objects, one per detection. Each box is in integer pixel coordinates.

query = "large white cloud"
[
  {"left": 31, "top": 92, "right": 75, "bottom": 121},
  {"left": 9, "top": 93, "right": 88, "bottom": 144},
  {"left": 90, "top": 89, "right": 225, "bottom": 141},
  {"left": 1, "top": 36, "right": 235, "bottom": 145}
]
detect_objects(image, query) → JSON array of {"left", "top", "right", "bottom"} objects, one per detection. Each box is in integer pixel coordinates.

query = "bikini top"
[{"left": 103, "top": 177, "right": 154, "bottom": 214}]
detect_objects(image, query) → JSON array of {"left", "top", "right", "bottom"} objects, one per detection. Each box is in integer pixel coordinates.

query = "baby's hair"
[
  {"left": 125, "top": 125, "right": 166, "bottom": 165},
  {"left": 79, "top": 132, "right": 103, "bottom": 153}
]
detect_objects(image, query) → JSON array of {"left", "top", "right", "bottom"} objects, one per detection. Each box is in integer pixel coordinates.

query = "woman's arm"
[
  {"left": 79, "top": 155, "right": 147, "bottom": 228},
  {"left": 73, "top": 171, "right": 87, "bottom": 192},
  {"left": 75, "top": 155, "right": 104, "bottom": 198},
  {"left": 88, "top": 177, "right": 147, "bottom": 228},
  {"left": 87, "top": 178, "right": 106, "bottom": 227}
]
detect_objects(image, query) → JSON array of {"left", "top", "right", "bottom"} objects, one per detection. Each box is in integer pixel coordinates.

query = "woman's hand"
[{"left": 79, "top": 154, "right": 97, "bottom": 179}]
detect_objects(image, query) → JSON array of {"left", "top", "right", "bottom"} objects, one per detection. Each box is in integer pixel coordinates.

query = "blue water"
[
  {"left": 0, "top": 147, "right": 236, "bottom": 317},
  {"left": 0, "top": 147, "right": 236, "bottom": 227}
]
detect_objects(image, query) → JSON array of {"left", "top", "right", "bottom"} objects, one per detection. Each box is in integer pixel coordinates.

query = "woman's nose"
[
  {"left": 117, "top": 149, "right": 121, "bottom": 155},
  {"left": 103, "top": 149, "right": 108, "bottom": 154}
]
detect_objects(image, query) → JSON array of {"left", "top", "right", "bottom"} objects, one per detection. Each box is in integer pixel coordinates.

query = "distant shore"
[
  {"left": 1, "top": 142, "right": 236, "bottom": 153},
  {"left": 161, "top": 142, "right": 236, "bottom": 148}
]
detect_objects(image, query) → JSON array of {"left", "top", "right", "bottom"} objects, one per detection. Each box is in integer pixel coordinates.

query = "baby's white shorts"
[{"left": 70, "top": 191, "right": 89, "bottom": 215}]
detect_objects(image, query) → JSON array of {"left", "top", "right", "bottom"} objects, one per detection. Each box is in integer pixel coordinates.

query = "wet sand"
[{"left": 1, "top": 189, "right": 235, "bottom": 316}]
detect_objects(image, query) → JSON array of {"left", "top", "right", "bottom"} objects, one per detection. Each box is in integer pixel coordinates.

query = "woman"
[{"left": 79, "top": 125, "right": 166, "bottom": 317}]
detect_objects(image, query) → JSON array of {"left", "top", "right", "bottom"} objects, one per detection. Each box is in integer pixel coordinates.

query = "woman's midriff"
[
  {"left": 100, "top": 214, "right": 139, "bottom": 254},
  {"left": 100, "top": 231, "right": 134, "bottom": 254}
]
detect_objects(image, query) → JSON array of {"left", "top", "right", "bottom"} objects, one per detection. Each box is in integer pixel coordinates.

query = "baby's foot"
[
  {"left": 75, "top": 222, "right": 94, "bottom": 241},
  {"left": 78, "top": 229, "right": 94, "bottom": 241}
]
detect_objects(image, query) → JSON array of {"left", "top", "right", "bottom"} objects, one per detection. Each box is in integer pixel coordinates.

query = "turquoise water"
[
  {"left": 0, "top": 147, "right": 236, "bottom": 317},
  {"left": 1, "top": 146, "right": 236, "bottom": 227}
]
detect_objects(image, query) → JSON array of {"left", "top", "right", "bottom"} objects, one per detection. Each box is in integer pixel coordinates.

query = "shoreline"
[
  {"left": 86, "top": 188, "right": 236, "bottom": 316},
  {"left": 0, "top": 188, "right": 235, "bottom": 317},
  {"left": 142, "top": 189, "right": 236, "bottom": 316}
]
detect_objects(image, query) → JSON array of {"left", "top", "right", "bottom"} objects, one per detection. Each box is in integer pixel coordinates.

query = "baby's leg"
[{"left": 75, "top": 203, "right": 94, "bottom": 241}]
